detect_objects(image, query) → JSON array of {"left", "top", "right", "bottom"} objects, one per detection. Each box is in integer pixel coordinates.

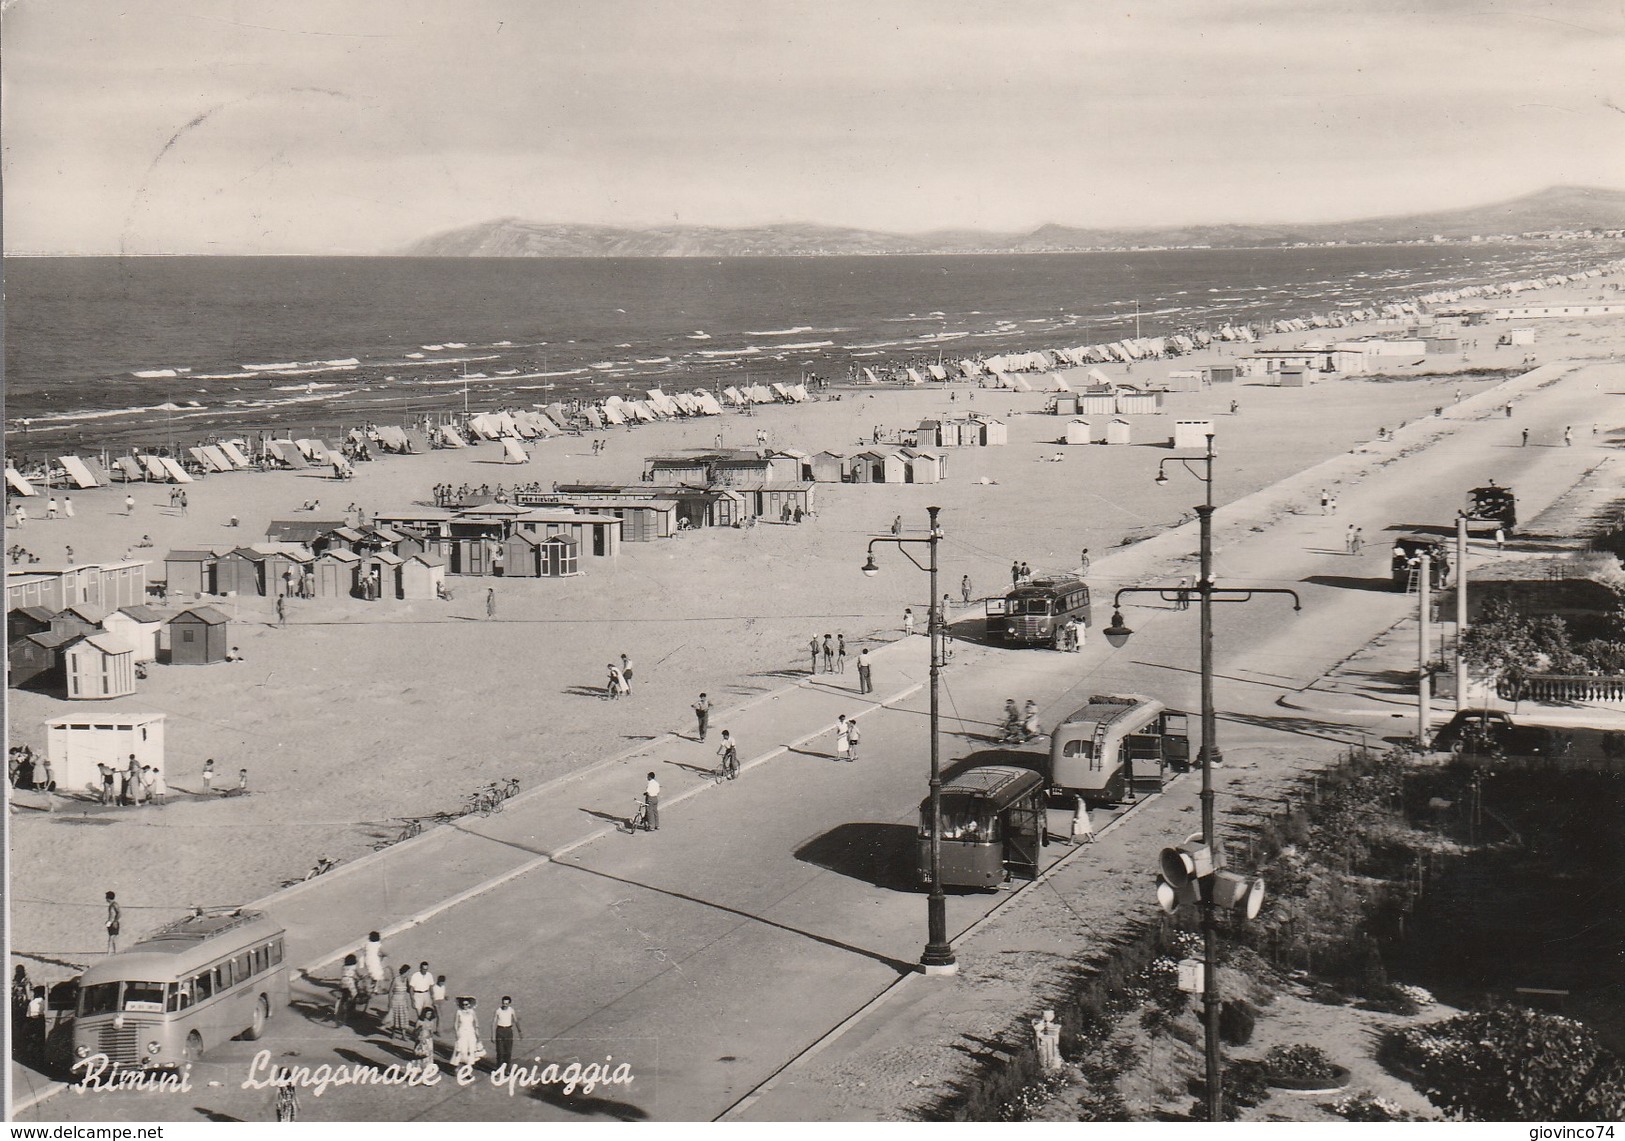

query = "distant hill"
[{"left": 405, "top": 186, "right": 1625, "bottom": 257}]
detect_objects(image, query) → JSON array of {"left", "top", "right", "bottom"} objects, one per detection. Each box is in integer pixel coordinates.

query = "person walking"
[
  {"left": 1521, "top": 427, "right": 1529, "bottom": 447},
  {"left": 450, "top": 997, "right": 485, "bottom": 1069},
  {"left": 492, "top": 996, "right": 522, "bottom": 1068},
  {"left": 362, "top": 931, "right": 388, "bottom": 1010},
  {"left": 12, "top": 503, "right": 25, "bottom": 529},
  {"left": 961, "top": 575, "right": 973, "bottom": 604},
  {"left": 693, "top": 693, "right": 711, "bottom": 740},
  {"left": 46, "top": 497, "right": 58, "bottom": 520},
  {"left": 620, "top": 654, "right": 633, "bottom": 695},
  {"left": 1319, "top": 488, "right": 1330, "bottom": 514},
  {"left": 386, "top": 964, "right": 414, "bottom": 1040},
  {"left": 105, "top": 891, "right": 122, "bottom": 952},
  {"left": 643, "top": 773, "right": 660, "bottom": 831},
  {"left": 891, "top": 516, "right": 902, "bottom": 536},
  {"left": 276, "top": 595, "right": 287, "bottom": 627},
  {"left": 845, "top": 716, "right": 861, "bottom": 762},
  {"left": 834, "top": 715, "right": 851, "bottom": 761},
  {"left": 1175, "top": 577, "right": 1191, "bottom": 611},
  {"left": 822, "top": 634, "right": 835, "bottom": 672},
  {"left": 1494, "top": 527, "right": 1506, "bottom": 553},
  {"left": 856, "top": 648, "right": 872, "bottom": 694},
  {"left": 63, "top": 496, "right": 74, "bottom": 519},
  {"left": 202, "top": 758, "right": 215, "bottom": 795},
  {"left": 1019, "top": 561, "right": 1030, "bottom": 582},
  {"left": 125, "top": 493, "right": 135, "bottom": 515},
  {"left": 836, "top": 633, "right": 847, "bottom": 673},
  {"left": 412, "top": 1005, "right": 438, "bottom": 1070},
  {"left": 1345, "top": 524, "right": 1357, "bottom": 554},
  {"left": 333, "top": 954, "right": 361, "bottom": 1024},
  {"left": 716, "top": 730, "right": 740, "bottom": 780},
  {"left": 1564, "top": 425, "right": 1573, "bottom": 447},
  {"left": 179, "top": 490, "right": 188, "bottom": 515},
  {"left": 903, "top": 607, "right": 915, "bottom": 636},
  {"left": 1351, "top": 527, "right": 1364, "bottom": 555},
  {"left": 409, "top": 961, "right": 434, "bottom": 1015},
  {"left": 809, "top": 635, "right": 821, "bottom": 674},
  {"left": 1329, "top": 493, "right": 1338, "bottom": 515},
  {"left": 485, "top": 588, "right": 496, "bottom": 619},
  {"left": 97, "top": 762, "right": 114, "bottom": 805}
]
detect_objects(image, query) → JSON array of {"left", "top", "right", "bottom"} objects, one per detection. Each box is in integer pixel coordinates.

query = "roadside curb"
[{"left": 8, "top": 1077, "right": 68, "bottom": 1117}]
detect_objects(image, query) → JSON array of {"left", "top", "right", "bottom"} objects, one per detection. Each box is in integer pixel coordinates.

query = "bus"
[
  {"left": 1047, "top": 694, "right": 1190, "bottom": 805},
  {"left": 984, "top": 577, "right": 1091, "bottom": 649},
  {"left": 73, "top": 908, "right": 289, "bottom": 1070},
  {"left": 1389, "top": 535, "right": 1450, "bottom": 592},
  {"left": 1465, "top": 484, "right": 1516, "bottom": 536},
  {"left": 917, "top": 765, "right": 1047, "bottom": 889}
]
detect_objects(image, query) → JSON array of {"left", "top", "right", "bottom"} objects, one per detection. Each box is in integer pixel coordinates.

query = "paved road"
[{"left": 20, "top": 359, "right": 1618, "bottom": 1122}]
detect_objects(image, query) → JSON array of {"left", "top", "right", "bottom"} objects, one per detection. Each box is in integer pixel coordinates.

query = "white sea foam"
[
  {"left": 778, "top": 341, "right": 834, "bottom": 350},
  {"left": 131, "top": 369, "right": 178, "bottom": 378},
  {"left": 744, "top": 326, "right": 815, "bottom": 336},
  {"left": 636, "top": 357, "right": 672, "bottom": 364},
  {"left": 241, "top": 362, "right": 299, "bottom": 371},
  {"left": 696, "top": 347, "right": 761, "bottom": 358}
]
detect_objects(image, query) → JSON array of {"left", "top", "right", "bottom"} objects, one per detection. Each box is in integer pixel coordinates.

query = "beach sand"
[{"left": 8, "top": 275, "right": 1624, "bottom": 966}]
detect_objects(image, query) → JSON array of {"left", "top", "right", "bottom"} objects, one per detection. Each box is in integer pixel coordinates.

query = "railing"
[{"left": 1497, "top": 674, "right": 1625, "bottom": 703}]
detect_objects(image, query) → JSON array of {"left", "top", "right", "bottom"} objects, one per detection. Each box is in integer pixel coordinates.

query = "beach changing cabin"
[
  {"left": 810, "top": 452, "right": 846, "bottom": 483},
  {"left": 64, "top": 634, "right": 137, "bottom": 700},
  {"left": 314, "top": 549, "right": 362, "bottom": 597},
  {"left": 1065, "top": 419, "right": 1093, "bottom": 445},
  {"left": 1104, "top": 418, "right": 1133, "bottom": 445},
  {"left": 9, "top": 630, "right": 76, "bottom": 689},
  {"left": 45, "top": 712, "right": 166, "bottom": 800},
  {"left": 102, "top": 605, "right": 164, "bottom": 663},
  {"left": 361, "top": 551, "right": 405, "bottom": 599},
  {"left": 213, "top": 548, "right": 266, "bottom": 596},
  {"left": 1172, "top": 421, "right": 1215, "bottom": 450},
  {"left": 166, "top": 607, "right": 230, "bottom": 665},
  {"left": 399, "top": 554, "right": 446, "bottom": 599}
]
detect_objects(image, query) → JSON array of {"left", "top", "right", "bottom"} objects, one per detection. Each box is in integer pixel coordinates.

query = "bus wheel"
[
  {"left": 184, "top": 1030, "right": 204, "bottom": 1061},
  {"left": 245, "top": 996, "right": 268, "bottom": 1040}
]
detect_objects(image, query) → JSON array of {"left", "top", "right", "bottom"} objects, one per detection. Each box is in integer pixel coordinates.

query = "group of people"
[
  {"left": 1010, "top": 560, "right": 1034, "bottom": 586},
  {"left": 11, "top": 494, "right": 79, "bottom": 529},
  {"left": 1002, "top": 699, "right": 1042, "bottom": 743},
  {"left": 604, "top": 653, "right": 635, "bottom": 698},
  {"left": 1343, "top": 525, "right": 1366, "bottom": 555},
  {"left": 7, "top": 745, "right": 52, "bottom": 791},
  {"left": 94, "top": 754, "right": 167, "bottom": 806},
  {"left": 810, "top": 633, "right": 848, "bottom": 674},
  {"left": 330, "top": 932, "right": 524, "bottom": 1073}
]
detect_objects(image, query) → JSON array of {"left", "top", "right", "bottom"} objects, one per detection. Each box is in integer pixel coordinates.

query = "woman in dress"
[
  {"left": 413, "top": 1005, "right": 438, "bottom": 1069},
  {"left": 834, "top": 715, "right": 850, "bottom": 760},
  {"left": 450, "top": 997, "right": 485, "bottom": 1068},
  {"left": 361, "top": 932, "right": 387, "bottom": 1007},
  {"left": 386, "top": 964, "right": 414, "bottom": 1039},
  {"left": 332, "top": 954, "right": 360, "bottom": 1024}
]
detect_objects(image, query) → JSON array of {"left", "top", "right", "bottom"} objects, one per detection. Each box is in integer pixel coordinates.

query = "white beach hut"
[
  {"left": 1104, "top": 418, "right": 1133, "bottom": 445},
  {"left": 1065, "top": 419, "right": 1093, "bottom": 445}
]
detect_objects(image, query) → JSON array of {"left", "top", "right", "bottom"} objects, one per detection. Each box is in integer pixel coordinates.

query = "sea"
[{"left": 2, "top": 244, "right": 1611, "bottom": 453}]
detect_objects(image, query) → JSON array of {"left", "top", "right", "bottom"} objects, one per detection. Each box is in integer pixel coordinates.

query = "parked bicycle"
[{"left": 281, "top": 856, "right": 336, "bottom": 887}]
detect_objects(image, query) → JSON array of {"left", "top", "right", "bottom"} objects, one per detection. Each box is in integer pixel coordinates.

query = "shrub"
[
  {"left": 1219, "top": 1000, "right": 1256, "bottom": 1046},
  {"left": 1379, "top": 1005, "right": 1625, "bottom": 1120},
  {"left": 1264, "top": 1044, "right": 1338, "bottom": 1083},
  {"left": 1326, "top": 1091, "right": 1411, "bottom": 1122},
  {"left": 1188, "top": 1059, "right": 1270, "bottom": 1120}
]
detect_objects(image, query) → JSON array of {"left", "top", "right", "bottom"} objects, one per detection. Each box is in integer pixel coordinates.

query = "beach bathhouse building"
[
  {"left": 64, "top": 635, "right": 136, "bottom": 700},
  {"left": 45, "top": 712, "right": 166, "bottom": 800},
  {"left": 400, "top": 554, "right": 447, "bottom": 598},
  {"left": 1065, "top": 419, "right": 1093, "bottom": 445},
  {"left": 51, "top": 604, "right": 106, "bottom": 642},
  {"left": 512, "top": 510, "right": 622, "bottom": 561},
  {"left": 102, "top": 605, "right": 165, "bottom": 663},
  {"left": 6, "top": 561, "right": 150, "bottom": 613},
  {"left": 214, "top": 548, "right": 266, "bottom": 596},
  {"left": 809, "top": 452, "right": 846, "bottom": 483},
  {"left": 166, "top": 607, "right": 230, "bottom": 666}
]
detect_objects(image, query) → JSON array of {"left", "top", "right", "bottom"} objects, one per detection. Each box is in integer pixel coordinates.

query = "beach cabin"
[
  {"left": 361, "top": 551, "right": 404, "bottom": 600},
  {"left": 916, "top": 420, "right": 950, "bottom": 448},
  {"left": 50, "top": 604, "right": 105, "bottom": 642},
  {"left": 765, "top": 451, "right": 810, "bottom": 483},
  {"left": 8, "top": 606, "right": 56, "bottom": 640},
  {"left": 45, "top": 713, "right": 166, "bottom": 801},
  {"left": 399, "top": 554, "right": 447, "bottom": 599},
  {"left": 448, "top": 538, "right": 499, "bottom": 576},
  {"left": 1205, "top": 366, "right": 1237, "bottom": 385},
  {"left": 102, "top": 605, "right": 164, "bottom": 663},
  {"left": 502, "top": 532, "right": 547, "bottom": 578},
  {"left": 1164, "top": 370, "right": 1204, "bottom": 392},
  {"left": 266, "top": 519, "right": 350, "bottom": 549},
  {"left": 647, "top": 455, "right": 710, "bottom": 485},
  {"left": 809, "top": 452, "right": 846, "bottom": 483},
  {"left": 904, "top": 451, "right": 944, "bottom": 484},
  {"left": 5, "top": 573, "right": 62, "bottom": 613},
  {"left": 1114, "top": 390, "right": 1162, "bottom": 415},
  {"left": 260, "top": 546, "right": 314, "bottom": 596},
  {"left": 314, "top": 549, "right": 362, "bottom": 598},
  {"left": 1277, "top": 367, "right": 1307, "bottom": 387},
  {"left": 967, "top": 416, "right": 1008, "bottom": 445},
  {"left": 64, "top": 635, "right": 136, "bottom": 700},
  {"left": 214, "top": 548, "right": 265, "bottom": 596},
  {"left": 166, "top": 607, "right": 230, "bottom": 666},
  {"left": 1172, "top": 421, "right": 1215, "bottom": 450},
  {"left": 1104, "top": 418, "right": 1133, "bottom": 445},
  {"left": 1051, "top": 395, "right": 1081, "bottom": 417},
  {"left": 512, "top": 510, "right": 621, "bottom": 560},
  {"left": 538, "top": 536, "right": 580, "bottom": 577},
  {"left": 164, "top": 546, "right": 217, "bottom": 594},
  {"left": 1065, "top": 419, "right": 1093, "bottom": 445},
  {"left": 9, "top": 631, "right": 75, "bottom": 689}
]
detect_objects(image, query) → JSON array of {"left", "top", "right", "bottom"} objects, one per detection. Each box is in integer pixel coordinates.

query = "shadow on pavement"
[
  {"left": 793, "top": 822, "right": 921, "bottom": 893},
  {"left": 1300, "top": 573, "right": 1400, "bottom": 593}
]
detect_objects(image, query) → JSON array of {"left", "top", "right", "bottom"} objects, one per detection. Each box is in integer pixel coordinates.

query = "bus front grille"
[
  {"left": 1008, "top": 617, "right": 1049, "bottom": 640},
  {"left": 97, "top": 1023, "right": 141, "bottom": 1063}
]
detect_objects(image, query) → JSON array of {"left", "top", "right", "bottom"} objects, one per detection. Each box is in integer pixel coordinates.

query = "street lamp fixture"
[
  {"left": 861, "top": 506, "right": 956, "bottom": 975},
  {"left": 1104, "top": 432, "right": 1301, "bottom": 1121}
]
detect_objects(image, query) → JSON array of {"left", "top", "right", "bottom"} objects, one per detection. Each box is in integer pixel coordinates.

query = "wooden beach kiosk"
[
  {"left": 64, "top": 634, "right": 137, "bottom": 700},
  {"left": 45, "top": 712, "right": 166, "bottom": 800},
  {"left": 166, "top": 607, "right": 230, "bottom": 666},
  {"left": 214, "top": 548, "right": 265, "bottom": 596}
]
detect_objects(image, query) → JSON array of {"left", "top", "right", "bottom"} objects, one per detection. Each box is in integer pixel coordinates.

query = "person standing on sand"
[
  {"left": 836, "top": 633, "right": 847, "bottom": 674},
  {"left": 12, "top": 504, "right": 25, "bottom": 529},
  {"left": 1565, "top": 426, "right": 1573, "bottom": 447},
  {"left": 809, "top": 635, "right": 821, "bottom": 674},
  {"left": 106, "top": 891, "right": 122, "bottom": 952},
  {"left": 1521, "top": 427, "right": 1529, "bottom": 447},
  {"left": 1352, "top": 528, "right": 1364, "bottom": 555},
  {"left": 1319, "top": 489, "right": 1330, "bottom": 514},
  {"left": 276, "top": 595, "right": 287, "bottom": 627},
  {"left": 1345, "top": 524, "right": 1356, "bottom": 554},
  {"left": 486, "top": 588, "right": 496, "bottom": 619},
  {"left": 891, "top": 516, "right": 902, "bottom": 536},
  {"left": 857, "top": 649, "right": 872, "bottom": 694},
  {"left": 63, "top": 496, "right": 74, "bottom": 519},
  {"left": 46, "top": 497, "right": 58, "bottom": 520},
  {"left": 693, "top": 693, "right": 711, "bottom": 741},
  {"left": 822, "top": 634, "right": 835, "bottom": 672},
  {"left": 903, "top": 608, "right": 915, "bottom": 636},
  {"left": 1328, "top": 493, "right": 1338, "bottom": 516},
  {"left": 1505, "top": 403, "right": 1513, "bottom": 418},
  {"left": 125, "top": 494, "right": 135, "bottom": 515},
  {"left": 202, "top": 758, "right": 215, "bottom": 794},
  {"left": 962, "top": 575, "right": 972, "bottom": 604}
]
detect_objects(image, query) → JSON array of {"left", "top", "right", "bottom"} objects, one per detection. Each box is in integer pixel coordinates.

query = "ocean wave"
[
  {"left": 241, "top": 362, "right": 299, "bottom": 371},
  {"left": 422, "top": 344, "right": 445, "bottom": 351},
  {"left": 636, "top": 357, "right": 672, "bottom": 364},
  {"left": 131, "top": 369, "right": 178, "bottom": 378},
  {"left": 696, "top": 347, "right": 761, "bottom": 358},
  {"left": 688, "top": 331, "right": 711, "bottom": 340},
  {"left": 273, "top": 381, "right": 342, "bottom": 391},
  {"left": 778, "top": 341, "right": 834, "bottom": 350},
  {"left": 444, "top": 342, "right": 467, "bottom": 349},
  {"left": 745, "top": 326, "right": 815, "bottom": 336}
]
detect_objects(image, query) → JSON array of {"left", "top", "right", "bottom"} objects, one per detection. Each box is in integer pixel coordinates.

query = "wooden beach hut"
[
  {"left": 1104, "top": 418, "right": 1133, "bottom": 445},
  {"left": 314, "top": 549, "right": 361, "bottom": 598},
  {"left": 810, "top": 452, "right": 846, "bottom": 483},
  {"left": 64, "top": 635, "right": 137, "bottom": 700},
  {"left": 102, "top": 605, "right": 164, "bottom": 663},
  {"left": 539, "top": 535, "right": 580, "bottom": 577},
  {"left": 9, "top": 630, "right": 75, "bottom": 689},
  {"left": 400, "top": 554, "right": 446, "bottom": 599},
  {"left": 5, "top": 573, "right": 62, "bottom": 614},
  {"left": 167, "top": 607, "right": 229, "bottom": 665},
  {"left": 50, "top": 604, "right": 105, "bottom": 642},
  {"left": 214, "top": 548, "right": 265, "bottom": 596},
  {"left": 360, "top": 551, "right": 404, "bottom": 600},
  {"left": 1172, "top": 421, "right": 1215, "bottom": 450},
  {"left": 502, "top": 532, "right": 546, "bottom": 578},
  {"left": 904, "top": 450, "right": 944, "bottom": 484},
  {"left": 1065, "top": 419, "right": 1093, "bottom": 445},
  {"left": 8, "top": 606, "right": 56, "bottom": 640},
  {"left": 512, "top": 510, "right": 621, "bottom": 560},
  {"left": 45, "top": 713, "right": 166, "bottom": 801}
]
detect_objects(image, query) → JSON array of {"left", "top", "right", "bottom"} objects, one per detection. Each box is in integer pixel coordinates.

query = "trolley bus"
[
  {"left": 984, "top": 577, "right": 1091, "bottom": 649},
  {"left": 73, "top": 908, "right": 288, "bottom": 1069},
  {"left": 1047, "top": 694, "right": 1189, "bottom": 806},
  {"left": 917, "top": 765, "right": 1047, "bottom": 889}
]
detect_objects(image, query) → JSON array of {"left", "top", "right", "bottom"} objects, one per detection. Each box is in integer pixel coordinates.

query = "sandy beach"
[{"left": 8, "top": 272, "right": 1625, "bottom": 968}]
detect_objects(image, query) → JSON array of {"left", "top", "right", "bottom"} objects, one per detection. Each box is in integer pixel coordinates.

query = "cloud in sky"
[{"left": 4, "top": 0, "right": 1623, "bottom": 254}]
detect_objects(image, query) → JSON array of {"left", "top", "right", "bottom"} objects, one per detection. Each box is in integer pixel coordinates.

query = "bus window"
[
  {"left": 270, "top": 939, "right": 284, "bottom": 966},
  {"left": 214, "top": 962, "right": 232, "bottom": 991},
  {"left": 1062, "top": 739, "right": 1102, "bottom": 770},
  {"left": 168, "top": 979, "right": 194, "bottom": 1012},
  {"left": 122, "top": 981, "right": 168, "bottom": 1013},
  {"left": 81, "top": 982, "right": 120, "bottom": 1017},
  {"left": 1013, "top": 599, "right": 1052, "bottom": 615},
  {"left": 237, "top": 953, "right": 253, "bottom": 980},
  {"left": 935, "top": 800, "right": 996, "bottom": 841},
  {"left": 254, "top": 947, "right": 268, "bottom": 974},
  {"left": 194, "top": 971, "right": 214, "bottom": 1001}
]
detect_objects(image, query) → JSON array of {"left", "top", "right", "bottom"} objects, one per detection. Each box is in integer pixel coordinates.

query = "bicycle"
[
  {"left": 714, "top": 745, "right": 739, "bottom": 784},
  {"left": 627, "top": 797, "right": 651, "bottom": 833}
]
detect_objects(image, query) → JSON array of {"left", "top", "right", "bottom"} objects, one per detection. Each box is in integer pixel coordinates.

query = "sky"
[{"left": 4, "top": 0, "right": 1624, "bottom": 255}]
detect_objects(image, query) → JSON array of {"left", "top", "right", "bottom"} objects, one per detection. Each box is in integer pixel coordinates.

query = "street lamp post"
[
  {"left": 863, "top": 506, "right": 956, "bottom": 975},
  {"left": 1102, "top": 434, "right": 1300, "bottom": 1119}
]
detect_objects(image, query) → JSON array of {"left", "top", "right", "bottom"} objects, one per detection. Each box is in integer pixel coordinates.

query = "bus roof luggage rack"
[{"left": 141, "top": 907, "right": 267, "bottom": 944}]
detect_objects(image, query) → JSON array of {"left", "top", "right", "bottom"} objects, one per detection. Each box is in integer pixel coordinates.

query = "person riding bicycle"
[
  {"left": 1023, "top": 700, "right": 1041, "bottom": 741},
  {"left": 1003, "top": 699, "right": 1024, "bottom": 742},
  {"left": 717, "top": 730, "right": 739, "bottom": 781}
]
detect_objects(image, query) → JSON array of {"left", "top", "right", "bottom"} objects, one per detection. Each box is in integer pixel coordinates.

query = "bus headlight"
[
  {"left": 75, "top": 1045, "right": 90, "bottom": 1058},
  {"left": 147, "top": 1041, "right": 162, "bottom": 1054},
  {"left": 113, "top": 1015, "right": 125, "bottom": 1029},
  {"left": 1006, "top": 622, "right": 1017, "bottom": 634}
]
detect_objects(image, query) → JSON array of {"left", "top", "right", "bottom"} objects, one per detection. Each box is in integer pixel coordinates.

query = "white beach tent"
[
  {"left": 749, "top": 384, "right": 775, "bottom": 403},
  {"left": 5, "top": 468, "right": 37, "bottom": 496},
  {"left": 601, "top": 402, "right": 627, "bottom": 425},
  {"left": 959, "top": 360, "right": 982, "bottom": 378},
  {"left": 1008, "top": 374, "right": 1034, "bottom": 392},
  {"left": 219, "top": 442, "right": 252, "bottom": 468},
  {"left": 929, "top": 364, "right": 948, "bottom": 381},
  {"left": 722, "top": 387, "right": 745, "bottom": 406},
  {"left": 114, "top": 457, "right": 145, "bottom": 482},
  {"left": 437, "top": 425, "right": 468, "bottom": 447},
  {"left": 502, "top": 439, "right": 529, "bottom": 463},
  {"left": 694, "top": 391, "right": 725, "bottom": 415},
  {"left": 862, "top": 367, "right": 882, "bottom": 385},
  {"left": 188, "top": 447, "right": 218, "bottom": 472},
  {"left": 1087, "top": 368, "right": 1114, "bottom": 387},
  {"left": 583, "top": 408, "right": 604, "bottom": 428},
  {"left": 905, "top": 368, "right": 926, "bottom": 385},
  {"left": 159, "top": 457, "right": 193, "bottom": 483},
  {"left": 82, "top": 457, "right": 115, "bottom": 485},
  {"left": 789, "top": 384, "right": 809, "bottom": 402},
  {"left": 58, "top": 456, "right": 101, "bottom": 488},
  {"left": 139, "top": 454, "right": 169, "bottom": 480}
]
